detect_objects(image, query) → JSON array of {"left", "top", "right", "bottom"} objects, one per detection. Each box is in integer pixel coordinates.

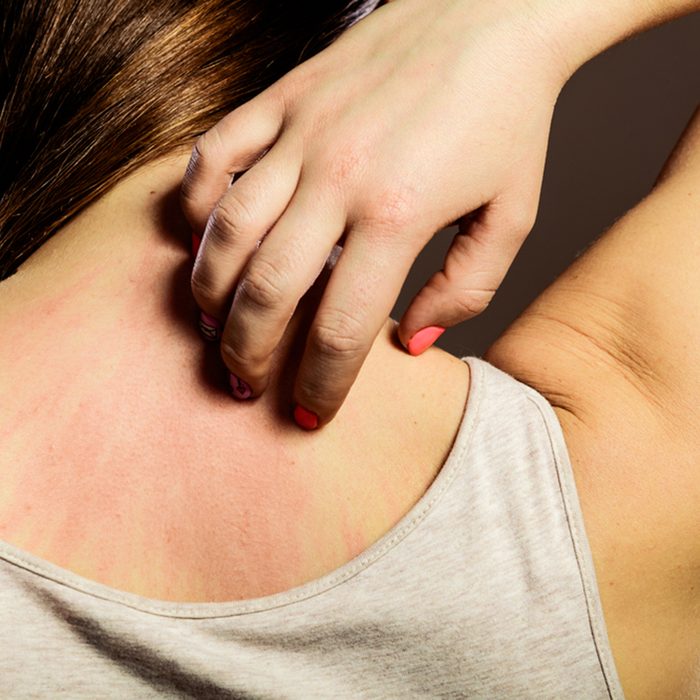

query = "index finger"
[
  {"left": 180, "top": 87, "right": 286, "bottom": 235},
  {"left": 292, "top": 221, "right": 416, "bottom": 429}
]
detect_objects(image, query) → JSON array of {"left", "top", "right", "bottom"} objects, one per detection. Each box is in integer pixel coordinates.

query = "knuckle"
[
  {"left": 454, "top": 288, "right": 496, "bottom": 318},
  {"left": 193, "top": 128, "right": 223, "bottom": 164},
  {"left": 311, "top": 309, "right": 366, "bottom": 360},
  {"left": 221, "top": 332, "right": 269, "bottom": 378},
  {"left": 191, "top": 134, "right": 207, "bottom": 167},
  {"left": 190, "top": 270, "right": 216, "bottom": 307},
  {"left": 278, "top": 58, "right": 322, "bottom": 105},
  {"left": 180, "top": 162, "right": 198, "bottom": 210},
  {"left": 180, "top": 137, "right": 211, "bottom": 212},
  {"left": 503, "top": 205, "right": 537, "bottom": 240},
  {"left": 206, "top": 194, "right": 255, "bottom": 251},
  {"left": 365, "top": 183, "right": 417, "bottom": 230},
  {"left": 220, "top": 337, "right": 254, "bottom": 370},
  {"left": 322, "top": 140, "right": 367, "bottom": 186},
  {"left": 238, "top": 258, "right": 284, "bottom": 310}
]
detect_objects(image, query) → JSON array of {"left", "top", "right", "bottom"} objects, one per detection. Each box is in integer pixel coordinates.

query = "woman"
[{"left": 0, "top": 1, "right": 698, "bottom": 699}]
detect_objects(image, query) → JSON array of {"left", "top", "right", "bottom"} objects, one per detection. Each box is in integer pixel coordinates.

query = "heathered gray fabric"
[{"left": 0, "top": 355, "right": 625, "bottom": 699}]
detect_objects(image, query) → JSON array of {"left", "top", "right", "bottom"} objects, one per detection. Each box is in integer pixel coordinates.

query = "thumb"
[{"left": 398, "top": 202, "right": 533, "bottom": 355}]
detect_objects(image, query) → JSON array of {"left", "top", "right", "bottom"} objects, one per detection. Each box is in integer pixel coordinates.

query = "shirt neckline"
[{"left": 0, "top": 355, "right": 483, "bottom": 619}]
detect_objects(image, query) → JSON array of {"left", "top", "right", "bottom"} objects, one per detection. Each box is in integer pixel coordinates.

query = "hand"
[{"left": 181, "top": 0, "right": 569, "bottom": 429}]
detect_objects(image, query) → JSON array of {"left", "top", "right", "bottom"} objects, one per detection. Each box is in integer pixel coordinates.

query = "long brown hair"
[{"left": 0, "top": 0, "right": 381, "bottom": 281}]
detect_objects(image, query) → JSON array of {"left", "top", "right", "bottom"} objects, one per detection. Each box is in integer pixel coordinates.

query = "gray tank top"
[{"left": 0, "top": 355, "right": 625, "bottom": 698}]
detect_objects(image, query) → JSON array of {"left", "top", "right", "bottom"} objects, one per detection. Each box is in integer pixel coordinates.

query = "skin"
[
  {"left": 0, "top": 148, "right": 471, "bottom": 603},
  {"left": 181, "top": 0, "right": 700, "bottom": 430},
  {"left": 0, "top": 1, "right": 698, "bottom": 695},
  {"left": 0, "top": 103, "right": 699, "bottom": 700},
  {"left": 485, "top": 107, "right": 700, "bottom": 700}
]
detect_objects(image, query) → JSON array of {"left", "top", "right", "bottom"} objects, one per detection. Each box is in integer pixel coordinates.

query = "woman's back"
[
  {"left": 0, "top": 353, "right": 625, "bottom": 698},
  {"left": 0, "top": 152, "right": 471, "bottom": 604},
  {"left": 2, "top": 113, "right": 700, "bottom": 696}
]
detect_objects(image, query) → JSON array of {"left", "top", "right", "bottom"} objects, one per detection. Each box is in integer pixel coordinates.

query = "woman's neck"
[{"left": 0, "top": 147, "right": 470, "bottom": 600}]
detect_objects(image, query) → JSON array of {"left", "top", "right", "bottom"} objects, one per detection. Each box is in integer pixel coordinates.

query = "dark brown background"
[{"left": 391, "top": 11, "right": 700, "bottom": 357}]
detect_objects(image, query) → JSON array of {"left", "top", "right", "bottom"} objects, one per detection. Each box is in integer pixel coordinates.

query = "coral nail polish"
[
  {"left": 198, "top": 311, "right": 221, "bottom": 342},
  {"left": 293, "top": 404, "right": 319, "bottom": 430},
  {"left": 229, "top": 373, "right": 253, "bottom": 400},
  {"left": 407, "top": 325, "right": 445, "bottom": 356}
]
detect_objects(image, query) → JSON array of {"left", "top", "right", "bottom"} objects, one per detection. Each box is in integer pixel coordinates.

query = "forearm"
[{"left": 537, "top": 0, "right": 700, "bottom": 81}]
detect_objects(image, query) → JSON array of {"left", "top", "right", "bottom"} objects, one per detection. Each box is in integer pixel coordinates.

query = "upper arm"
[
  {"left": 487, "top": 105, "right": 700, "bottom": 438},
  {"left": 484, "top": 105, "right": 700, "bottom": 547},
  {"left": 483, "top": 106, "right": 700, "bottom": 698}
]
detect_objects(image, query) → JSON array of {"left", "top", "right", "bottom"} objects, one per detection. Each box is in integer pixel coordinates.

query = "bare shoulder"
[{"left": 484, "top": 107, "right": 700, "bottom": 700}]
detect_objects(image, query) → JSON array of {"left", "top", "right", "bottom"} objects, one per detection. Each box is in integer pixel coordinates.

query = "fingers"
[
  {"left": 292, "top": 221, "right": 416, "bottom": 428},
  {"left": 219, "top": 176, "right": 347, "bottom": 397},
  {"left": 190, "top": 136, "right": 302, "bottom": 321},
  {"left": 397, "top": 201, "right": 535, "bottom": 352},
  {"left": 180, "top": 85, "right": 286, "bottom": 235}
]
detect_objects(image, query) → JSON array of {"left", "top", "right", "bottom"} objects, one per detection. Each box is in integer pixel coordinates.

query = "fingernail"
[
  {"left": 198, "top": 311, "right": 221, "bottom": 342},
  {"left": 192, "top": 232, "right": 202, "bottom": 258},
  {"left": 407, "top": 325, "right": 445, "bottom": 356},
  {"left": 229, "top": 372, "right": 253, "bottom": 400},
  {"left": 293, "top": 403, "right": 319, "bottom": 430}
]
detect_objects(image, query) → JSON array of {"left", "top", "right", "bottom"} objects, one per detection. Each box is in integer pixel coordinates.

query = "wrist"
[{"left": 530, "top": 0, "right": 700, "bottom": 82}]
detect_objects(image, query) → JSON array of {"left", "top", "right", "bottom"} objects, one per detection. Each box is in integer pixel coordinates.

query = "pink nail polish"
[
  {"left": 293, "top": 404, "right": 319, "bottom": 430},
  {"left": 407, "top": 325, "right": 445, "bottom": 356},
  {"left": 198, "top": 311, "right": 221, "bottom": 342},
  {"left": 229, "top": 372, "right": 253, "bottom": 400}
]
